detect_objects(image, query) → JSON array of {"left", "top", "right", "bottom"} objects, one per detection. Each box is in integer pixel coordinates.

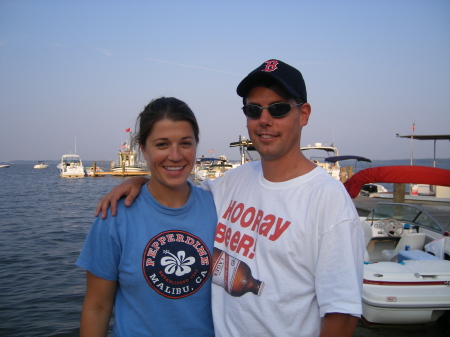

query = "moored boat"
[
  {"left": 34, "top": 161, "right": 49, "bottom": 169},
  {"left": 345, "top": 166, "right": 450, "bottom": 325},
  {"left": 85, "top": 166, "right": 105, "bottom": 177},
  {"left": 111, "top": 131, "right": 147, "bottom": 175},
  {"left": 193, "top": 156, "right": 233, "bottom": 181},
  {"left": 57, "top": 154, "right": 85, "bottom": 178},
  {"left": 324, "top": 155, "right": 388, "bottom": 194},
  {"left": 229, "top": 135, "right": 260, "bottom": 165},
  {"left": 301, "top": 143, "right": 340, "bottom": 179}
]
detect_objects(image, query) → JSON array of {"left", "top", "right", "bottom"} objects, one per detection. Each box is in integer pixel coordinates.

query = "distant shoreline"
[{"left": 3, "top": 158, "right": 450, "bottom": 167}]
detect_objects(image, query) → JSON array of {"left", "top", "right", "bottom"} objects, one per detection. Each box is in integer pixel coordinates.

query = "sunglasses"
[{"left": 242, "top": 103, "right": 303, "bottom": 119}]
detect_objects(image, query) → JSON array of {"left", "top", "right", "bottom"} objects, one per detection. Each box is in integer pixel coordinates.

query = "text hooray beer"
[{"left": 212, "top": 247, "right": 264, "bottom": 297}]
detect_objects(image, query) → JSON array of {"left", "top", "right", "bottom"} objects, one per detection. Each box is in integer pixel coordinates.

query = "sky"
[{"left": 1, "top": 0, "right": 449, "bottom": 163}]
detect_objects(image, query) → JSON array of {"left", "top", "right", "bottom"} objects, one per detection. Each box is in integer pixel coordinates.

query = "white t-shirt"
[{"left": 202, "top": 162, "right": 364, "bottom": 337}]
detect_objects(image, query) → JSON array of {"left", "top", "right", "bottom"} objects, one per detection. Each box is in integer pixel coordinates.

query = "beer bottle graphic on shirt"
[{"left": 212, "top": 247, "right": 264, "bottom": 297}]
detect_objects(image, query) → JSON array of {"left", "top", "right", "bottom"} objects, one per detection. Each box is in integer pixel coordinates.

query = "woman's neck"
[{"left": 147, "top": 181, "right": 190, "bottom": 208}]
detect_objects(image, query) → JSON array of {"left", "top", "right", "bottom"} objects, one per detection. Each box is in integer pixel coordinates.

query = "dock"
[{"left": 92, "top": 171, "right": 150, "bottom": 177}]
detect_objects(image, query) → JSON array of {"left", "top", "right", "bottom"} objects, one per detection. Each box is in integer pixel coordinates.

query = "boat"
[
  {"left": 344, "top": 166, "right": 450, "bottom": 325},
  {"left": 194, "top": 156, "right": 233, "bottom": 181},
  {"left": 85, "top": 166, "right": 104, "bottom": 177},
  {"left": 301, "top": 143, "right": 340, "bottom": 179},
  {"left": 193, "top": 157, "right": 215, "bottom": 181},
  {"left": 205, "top": 157, "right": 234, "bottom": 181},
  {"left": 57, "top": 154, "right": 85, "bottom": 178},
  {"left": 0, "top": 162, "right": 10, "bottom": 168},
  {"left": 229, "top": 135, "right": 260, "bottom": 165},
  {"left": 34, "top": 161, "right": 49, "bottom": 169},
  {"left": 324, "top": 155, "right": 388, "bottom": 194},
  {"left": 111, "top": 132, "right": 147, "bottom": 175}
]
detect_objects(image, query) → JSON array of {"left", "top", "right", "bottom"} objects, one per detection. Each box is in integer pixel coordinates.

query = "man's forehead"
[{"left": 245, "top": 84, "right": 292, "bottom": 103}]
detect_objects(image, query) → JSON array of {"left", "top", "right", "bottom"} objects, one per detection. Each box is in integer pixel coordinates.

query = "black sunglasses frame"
[{"left": 242, "top": 103, "right": 303, "bottom": 119}]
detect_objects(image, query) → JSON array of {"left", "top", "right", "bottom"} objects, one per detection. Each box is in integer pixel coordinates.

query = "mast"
[{"left": 410, "top": 122, "right": 415, "bottom": 166}]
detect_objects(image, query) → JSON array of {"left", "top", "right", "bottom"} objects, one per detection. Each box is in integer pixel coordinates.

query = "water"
[{"left": 0, "top": 164, "right": 449, "bottom": 336}]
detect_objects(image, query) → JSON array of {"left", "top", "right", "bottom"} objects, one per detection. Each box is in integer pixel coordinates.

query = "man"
[{"left": 97, "top": 59, "right": 364, "bottom": 336}]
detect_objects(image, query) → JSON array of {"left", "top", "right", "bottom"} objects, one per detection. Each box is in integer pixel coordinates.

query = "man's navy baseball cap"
[{"left": 237, "top": 59, "right": 307, "bottom": 103}]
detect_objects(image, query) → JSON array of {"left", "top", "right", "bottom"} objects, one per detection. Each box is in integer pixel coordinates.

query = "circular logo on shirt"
[{"left": 142, "top": 230, "right": 211, "bottom": 299}]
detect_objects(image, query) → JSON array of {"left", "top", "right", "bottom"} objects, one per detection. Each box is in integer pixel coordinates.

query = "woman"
[{"left": 77, "top": 97, "right": 217, "bottom": 337}]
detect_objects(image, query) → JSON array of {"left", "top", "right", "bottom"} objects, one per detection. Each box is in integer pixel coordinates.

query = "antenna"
[{"left": 331, "top": 125, "right": 335, "bottom": 147}]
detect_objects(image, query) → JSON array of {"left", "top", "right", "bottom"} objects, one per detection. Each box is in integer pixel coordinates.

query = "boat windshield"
[{"left": 367, "top": 202, "right": 444, "bottom": 233}]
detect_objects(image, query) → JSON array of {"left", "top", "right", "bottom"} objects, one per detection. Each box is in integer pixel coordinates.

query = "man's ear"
[{"left": 300, "top": 103, "right": 311, "bottom": 127}]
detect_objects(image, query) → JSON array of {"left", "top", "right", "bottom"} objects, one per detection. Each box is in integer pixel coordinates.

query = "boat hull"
[
  {"left": 58, "top": 168, "right": 85, "bottom": 178},
  {"left": 362, "top": 303, "right": 447, "bottom": 325},
  {"left": 111, "top": 167, "right": 146, "bottom": 173},
  {"left": 362, "top": 260, "right": 450, "bottom": 324}
]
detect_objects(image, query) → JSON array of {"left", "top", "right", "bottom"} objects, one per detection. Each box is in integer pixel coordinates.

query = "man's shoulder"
[{"left": 231, "top": 161, "right": 261, "bottom": 174}]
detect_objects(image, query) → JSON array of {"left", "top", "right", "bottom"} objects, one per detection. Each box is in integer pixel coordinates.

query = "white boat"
[
  {"left": 345, "top": 166, "right": 450, "bottom": 325},
  {"left": 193, "top": 157, "right": 215, "bottom": 181},
  {"left": 57, "top": 154, "right": 85, "bottom": 178},
  {"left": 85, "top": 166, "right": 104, "bottom": 177},
  {"left": 111, "top": 133, "right": 147, "bottom": 175},
  {"left": 324, "top": 155, "right": 388, "bottom": 194},
  {"left": 206, "top": 161, "right": 234, "bottom": 181},
  {"left": 229, "top": 135, "right": 260, "bottom": 165},
  {"left": 34, "top": 161, "right": 49, "bottom": 169},
  {"left": 0, "top": 162, "right": 10, "bottom": 168},
  {"left": 360, "top": 202, "right": 450, "bottom": 325},
  {"left": 301, "top": 143, "right": 340, "bottom": 179},
  {"left": 194, "top": 156, "right": 233, "bottom": 181}
]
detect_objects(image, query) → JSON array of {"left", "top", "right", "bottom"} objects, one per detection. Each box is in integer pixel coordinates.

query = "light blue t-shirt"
[{"left": 77, "top": 182, "right": 217, "bottom": 337}]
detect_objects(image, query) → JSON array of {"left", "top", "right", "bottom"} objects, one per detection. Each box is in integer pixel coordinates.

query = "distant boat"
[
  {"left": 301, "top": 142, "right": 340, "bottom": 180},
  {"left": 229, "top": 135, "right": 260, "bottom": 165},
  {"left": 0, "top": 162, "right": 10, "bottom": 168},
  {"left": 57, "top": 154, "right": 85, "bottom": 178},
  {"left": 85, "top": 166, "right": 104, "bottom": 177},
  {"left": 111, "top": 131, "right": 147, "bottom": 175},
  {"left": 34, "top": 161, "right": 49, "bottom": 169},
  {"left": 194, "top": 156, "right": 233, "bottom": 181},
  {"left": 324, "top": 155, "right": 388, "bottom": 194}
]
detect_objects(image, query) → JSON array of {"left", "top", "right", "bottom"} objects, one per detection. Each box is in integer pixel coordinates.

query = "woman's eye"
[{"left": 155, "top": 142, "right": 168, "bottom": 148}]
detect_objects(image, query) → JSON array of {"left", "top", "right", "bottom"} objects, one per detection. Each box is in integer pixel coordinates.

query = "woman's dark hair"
[{"left": 134, "top": 97, "right": 199, "bottom": 148}]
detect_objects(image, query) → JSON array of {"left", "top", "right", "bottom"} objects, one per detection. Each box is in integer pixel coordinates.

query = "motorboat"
[
  {"left": 85, "top": 166, "right": 104, "bottom": 177},
  {"left": 324, "top": 155, "right": 388, "bottom": 194},
  {"left": 57, "top": 154, "right": 85, "bottom": 178},
  {"left": 34, "top": 161, "right": 49, "bottom": 169},
  {"left": 194, "top": 157, "right": 215, "bottom": 181},
  {"left": 344, "top": 166, "right": 450, "bottom": 325},
  {"left": 194, "top": 156, "right": 233, "bottom": 181},
  {"left": 229, "top": 135, "right": 260, "bottom": 165},
  {"left": 206, "top": 161, "right": 234, "bottom": 180},
  {"left": 301, "top": 143, "right": 340, "bottom": 179},
  {"left": 0, "top": 162, "right": 10, "bottom": 168},
  {"left": 359, "top": 202, "right": 450, "bottom": 325}
]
